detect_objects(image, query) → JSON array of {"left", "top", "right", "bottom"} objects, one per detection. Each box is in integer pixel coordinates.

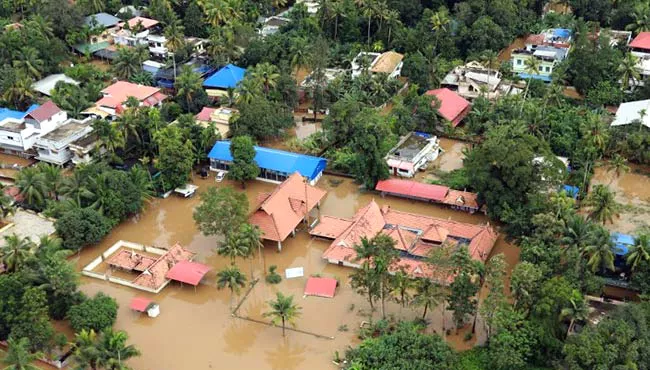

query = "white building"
[
  {"left": 351, "top": 51, "right": 404, "bottom": 79},
  {"left": 0, "top": 101, "right": 68, "bottom": 156},
  {"left": 111, "top": 16, "right": 160, "bottom": 47},
  {"left": 259, "top": 16, "right": 291, "bottom": 37},
  {"left": 147, "top": 34, "right": 167, "bottom": 58},
  {"left": 34, "top": 118, "right": 94, "bottom": 166},
  {"left": 69, "top": 133, "right": 101, "bottom": 165},
  {"left": 441, "top": 61, "right": 520, "bottom": 100},
  {"left": 611, "top": 99, "right": 650, "bottom": 129},
  {"left": 629, "top": 32, "right": 650, "bottom": 87},
  {"left": 385, "top": 132, "right": 441, "bottom": 178},
  {"left": 295, "top": 0, "right": 320, "bottom": 14}
]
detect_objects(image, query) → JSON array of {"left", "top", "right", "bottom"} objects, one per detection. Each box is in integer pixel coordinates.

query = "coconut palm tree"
[
  {"left": 15, "top": 166, "right": 47, "bottom": 209},
  {"left": 626, "top": 1, "right": 650, "bottom": 34},
  {"left": 390, "top": 270, "right": 414, "bottom": 307},
  {"left": 480, "top": 51, "right": 500, "bottom": 94},
  {"left": 174, "top": 66, "right": 204, "bottom": 111},
  {"left": 522, "top": 57, "right": 541, "bottom": 104},
  {"left": 581, "top": 227, "right": 616, "bottom": 273},
  {"left": 618, "top": 53, "right": 641, "bottom": 91},
  {"left": 112, "top": 46, "right": 146, "bottom": 80},
  {"left": 289, "top": 37, "right": 310, "bottom": 75},
  {"left": 0, "top": 189, "right": 15, "bottom": 222},
  {"left": 429, "top": 8, "right": 450, "bottom": 51},
  {"left": 627, "top": 234, "right": 650, "bottom": 272},
  {"left": 584, "top": 185, "right": 620, "bottom": 225},
  {"left": 201, "top": 0, "right": 233, "bottom": 27},
  {"left": 235, "top": 77, "right": 262, "bottom": 105},
  {"left": 129, "top": 165, "right": 154, "bottom": 209},
  {"left": 2, "top": 337, "right": 41, "bottom": 370},
  {"left": 96, "top": 329, "right": 140, "bottom": 370},
  {"left": 164, "top": 20, "right": 185, "bottom": 53},
  {"left": 606, "top": 154, "right": 630, "bottom": 185},
  {"left": 92, "top": 119, "right": 125, "bottom": 157},
  {"left": 562, "top": 215, "right": 594, "bottom": 256},
  {"left": 412, "top": 277, "right": 443, "bottom": 320},
  {"left": 60, "top": 171, "right": 94, "bottom": 206},
  {"left": 237, "top": 223, "right": 264, "bottom": 279},
  {"left": 86, "top": 0, "right": 105, "bottom": 13},
  {"left": 73, "top": 329, "right": 101, "bottom": 370},
  {"left": 217, "top": 232, "right": 249, "bottom": 264},
  {"left": 38, "top": 163, "right": 63, "bottom": 201},
  {"left": 250, "top": 63, "right": 280, "bottom": 96},
  {"left": 384, "top": 9, "right": 400, "bottom": 46},
  {"left": 263, "top": 292, "right": 302, "bottom": 337},
  {"left": 12, "top": 47, "right": 44, "bottom": 79},
  {"left": 3, "top": 74, "right": 36, "bottom": 111},
  {"left": 0, "top": 234, "right": 35, "bottom": 272},
  {"left": 114, "top": 107, "right": 141, "bottom": 144},
  {"left": 559, "top": 292, "right": 589, "bottom": 337},
  {"left": 216, "top": 265, "right": 247, "bottom": 310},
  {"left": 328, "top": 0, "right": 347, "bottom": 41}
]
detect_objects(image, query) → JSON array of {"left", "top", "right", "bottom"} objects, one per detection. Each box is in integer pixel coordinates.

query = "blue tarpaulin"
[
  {"left": 0, "top": 104, "right": 39, "bottom": 122},
  {"left": 208, "top": 141, "right": 327, "bottom": 181},
  {"left": 203, "top": 64, "right": 246, "bottom": 89},
  {"left": 612, "top": 232, "right": 635, "bottom": 256},
  {"left": 553, "top": 28, "right": 572, "bottom": 39},
  {"left": 518, "top": 73, "right": 552, "bottom": 82},
  {"left": 562, "top": 185, "right": 579, "bottom": 199}
]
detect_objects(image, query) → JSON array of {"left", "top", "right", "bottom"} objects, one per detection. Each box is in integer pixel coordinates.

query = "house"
[
  {"left": 259, "top": 16, "right": 291, "bottom": 37},
  {"left": 610, "top": 99, "right": 650, "bottom": 129},
  {"left": 441, "top": 61, "right": 520, "bottom": 100},
  {"left": 311, "top": 200, "right": 497, "bottom": 280},
  {"left": 111, "top": 16, "right": 160, "bottom": 47},
  {"left": 147, "top": 34, "right": 168, "bottom": 59},
  {"left": 84, "top": 12, "right": 121, "bottom": 30},
  {"left": 69, "top": 133, "right": 101, "bottom": 165},
  {"left": 195, "top": 106, "right": 237, "bottom": 138},
  {"left": 32, "top": 74, "right": 79, "bottom": 97},
  {"left": 142, "top": 60, "right": 166, "bottom": 76},
  {"left": 0, "top": 102, "right": 68, "bottom": 156},
  {"left": 208, "top": 141, "right": 327, "bottom": 185},
  {"left": 86, "top": 81, "right": 167, "bottom": 119},
  {"left": 351, "top": 51, "right": 404, "bottom": 79},
  {"left": 295, "top": 0, "right": 320, "bottom": 14},
  {"left": 629, "top": 32, "right": 650, "bottom": 86},
  {"left": 511, "top": 29, "right": 572, "bottom": 82},
  {"left": 300, "top": 68, "right": 345, "bottom": 89},
  {"left": 154, "top": 58, "right": 215, "bottom": 89},
  {"left": 376, "top": 179, "right": 481, "bottom": 213},
  {"left": 250, "top": 172, "right": 327, "bottom": 251},
  {"left": 425, "top": 88, "right": 472, "bottom": 127},
  {"left": 34, "top": 117, "right": 94, "bottom": 166},
  {"left": 385, "top": 132, "right": 441, "bottom": 177},
  {"left": 203, "top": 64, "right": 246, "bottom": 97}
]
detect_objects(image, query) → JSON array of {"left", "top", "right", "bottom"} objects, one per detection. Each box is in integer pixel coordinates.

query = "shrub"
[
  {"left": 68, "top": 293, "right": 118, "bottom": 333},
  {"left": 265, "top": 265, "right": 282, "bottom": 284},
  {"left": 55, "top": 208, "right": 111, "bottom": 251}
]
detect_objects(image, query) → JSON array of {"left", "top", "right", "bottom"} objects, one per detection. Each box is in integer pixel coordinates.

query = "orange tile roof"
[
  {"left": 132, "top": 244, "right": 195, "bottom": 290},
  {"left": 310, "top": 216, "right": 353, "bottom": 239},
  {"left": 106, "top": 249, "right": 156, "bottom": 272},
  {"left": 121, "top": 16, "right": 159, "bottom": 29},
  {"left": 318, "top": 200, "right": 498, "bottom": 280},
  {"left": 442, "top": 190, "right": 479, "bottom": 210},
  {"left": 249, "top": 172, "right": 327, "bottom": 242}
]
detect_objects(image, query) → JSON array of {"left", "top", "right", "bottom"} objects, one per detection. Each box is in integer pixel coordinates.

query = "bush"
[
  {"left": 265, "top": 265, "right": 282, "bottom": 284},
  {"left": 68, "top": 293, "right": 118, "bottom": 333},
  {"left": 55, "top": 208, "right": 111, "bottom": 251}
]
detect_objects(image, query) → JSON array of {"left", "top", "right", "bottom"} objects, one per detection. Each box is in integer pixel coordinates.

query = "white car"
[{"left": 215, "top": 171, "right": 226, "bottom": 182}]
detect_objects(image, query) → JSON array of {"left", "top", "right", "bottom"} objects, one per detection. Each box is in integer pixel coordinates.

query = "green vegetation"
[
  {"left": 67, "top": 293, "right": 118, "bottom": 333},
  {"left": 263, "top": 292, "right": 302, "bottom": 337}
]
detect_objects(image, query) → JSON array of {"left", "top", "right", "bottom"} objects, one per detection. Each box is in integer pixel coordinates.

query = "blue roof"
[
  {"left": 553, "top": 28, "right": 572, "bottom": 39},
  {"left": 0, "top": 104, "right": 39, "bottom": 122},
  {"left": 562, "top": 185, "right": 579, "bottom": 199},
  {"left": 84, "top": 13, "right": 121, "bottom": 28},
  {"left": 518, "top": 73, "right": 552, "bottom": 82},
  {"left": 208, "top": 141, "right": 327, "bottom": 180},
  {"left": 203, "top": 64, "right": 246, "bottom": 89},
  {"left": 612, "top": 232, "right": 635, "bottom": 256}
]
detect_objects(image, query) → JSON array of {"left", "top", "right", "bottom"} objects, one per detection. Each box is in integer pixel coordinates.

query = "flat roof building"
[{"left": 385, "top": 132, "right": 440, "bottom": 178}]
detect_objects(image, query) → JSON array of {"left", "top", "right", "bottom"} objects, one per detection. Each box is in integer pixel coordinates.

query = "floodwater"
[
  {"left": 414, "top": 138, "right": 470, "bottom": 183},
  {"left": 498, "top": 37, "right": 526, "bottom": 62},
  {"left": 69, "top": 174, "right": 518, "bottom": 369},
  {"left": 294, "top": 121, "right": 322, "bottom": 140},
  {"left": 0, "top": 153, "right": 34, "bottom": 167},
  {"left": 591, "top": 164, "right": 650, "bottom": 234}
]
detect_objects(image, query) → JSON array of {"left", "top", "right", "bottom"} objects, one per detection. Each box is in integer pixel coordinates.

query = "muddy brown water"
[{"left": 69, "top": 174, "right": 517, "bottom": 369}]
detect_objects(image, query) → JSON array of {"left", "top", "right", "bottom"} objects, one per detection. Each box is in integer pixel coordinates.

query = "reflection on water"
[{"left": 72, "top": 173, "right": 517, "bottom": 368}]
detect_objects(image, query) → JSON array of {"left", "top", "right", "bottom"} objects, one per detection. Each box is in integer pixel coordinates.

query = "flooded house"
[
  {"left": 311, "top": 200, "right": 497, "bottom": 281},
  {"left": 34, "top": 117, "right": 95, "bottom": 166},
  {"left": 375, "top": 179, "right": 481, "bottom": 214},
  {"left": 249, "top": 172, "right": 327, "bottom": 250},
  {"left": 259, "top": 16, "right": 291, "bottom": 37},
  {"left": 426, "top": 88, "right": 472, "bottom": 127},
  {"left": 385, "top": 132, "right": 441, "bottom": 177},
  {"left": 441, "top": 61, "right": 520, "bottom": 100},
  {"left": 351, "top": 51, "right": 404, "bottom": 79},
  {"left": 511, "top": 29, "right": 572, "bottom": 82},
  {"left": 610, "top": 99, "right": 650, "bottom": 128},
  {"left": 0, "top": 101, "right": 68, "bottom": 157},
  {"left": 208, "top": 141, "right": 327, "bottom": 185}
]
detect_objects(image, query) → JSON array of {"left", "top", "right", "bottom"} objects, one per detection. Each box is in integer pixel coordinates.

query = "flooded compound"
[
  {"left": 414, "top": 137, "right": 470, "bottom": 183},
  {"left": 591, "top": 164, "right": 650, "bottom": 234},
  {"left": 72, "top": 173, "right": 517, "bottom": 369}
]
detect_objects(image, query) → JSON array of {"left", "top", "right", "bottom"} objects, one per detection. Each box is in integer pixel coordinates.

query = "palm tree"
[
  {"left": 562, "top": 215, "right": 594, "bottom": 256},
  {"left": 129, "top": 165, "right": 154, "bottom": 209},
  {"left": 328, "top": 0, "right": 347, "bottom": 41},
  {"left": 217, "top": 232, "right": 249, "bottom": 264},
  {"left": 86, "top": 0, "right": 105, "bottom": 13},
  {"left": 384, "top": 9, "right": 400, "bottom": 46},
  {"left": 429, "top": 8, "right": 450, "bottom": 51},
  {"left": 115, "top": 107, "right": 141, "bottom": 144},
  {"left": 522, "top": 57, "right": 541, "bottom": 104},
  {"left": 639, "top": 109, "right": 648, "bottom": 133},
  {"left": 627, "top": 234, "right": 650, "bottom": 272},
  {"left": 12, "top": 47, "right": 44, "bottom": 79},
  {"left": 0, "top": 190, "right": 15, "bottom": 222},
  {"left": 174, "top": 66, "right": 204, "bottom": 111},
  {"left": 200, "top": 0, "right": 233, "bottom": 27},
  {"left": 112, "top": 47, "right": 146, "bottom": 80},
  {"left": 237, "top": 223, "right": 265, "bottom": 279},
  {"left": 289, "top": 37, "right": 310, "bottom": 75},
  {"left": 129, "top": 72, "right": 155, "bottom": 86},
  {"left": 626, "top": 2, "right": 650, "bottom": 34},
  {"left": 606, "top": 154, "right": 630, "bottom": 185},
  {"left": 2, "top": 337, "right": 41, "bottom": 370},
  {"left": 38, "top": 163, "right": 63, "bottom": 201},
  {"left": 582, "top": 227, "right": 616, "bottom": 273},
  {"left": 216, "top": 265, "right": 247, "bottom": 310},
  {"left": 584, "top": 185, "right": 620, "bottom": 225},
  {"left": 0, "top": 234, "right": 35, "bottom": 272},
  {"left": 92, "top": 120, "right": 125, "bottom": 156},
  {"left": 60, "top": 171, "right": 94, "bottom": 206},
  {"left": 3, "top": 74, "right": 35, "bottom": 111},
  {"left": 15, "top": 166, "right": 47, "bottom": 209},
  {"left": 263, "top": 292, "right": 302, "bottom": 337},
  {"left": 164, "top": 20, "right": 185, "bottom": 53},
  {"left": 250, "top": 63, "right": 280, "bottom": 96},
  {"left": 390, "top": 270, "right": 414, "bottom": 307},
  {"left": 361, "top": 4, "right": 375, "bottom": 45},
  {"left": 412, "top": 278, "right": 443, "bottom": 320},
  {"left": 559, "top": 293, "right": 589, "bottom": 337},
  {"left": 618, "top": 53, "right": 641, "bottom": 91},
  {"left": 235, "top": 77, "right": 262, "bottom": 105},
  {"left": 480, "top": 51, "right": 500, "bottom": 94},
  {"left": 72, "top": 329, "right": 101, "bottom": 370},
  {"left": 96, "top": 329, "right": 140, "bottom": 370}
]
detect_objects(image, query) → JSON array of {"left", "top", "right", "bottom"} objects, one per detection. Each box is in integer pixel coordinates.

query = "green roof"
[{"left": 74, "top": 41, "right": 110, "bottom": 54}]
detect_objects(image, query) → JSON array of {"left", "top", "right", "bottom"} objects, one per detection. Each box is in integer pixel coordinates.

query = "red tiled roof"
[
  {"left": 100, "top": 81, "right": 161, "bottom": 105},
  {"left": 630, "top": 32, "right": 650, "bottom": 50},
  {"left": 443, "top": 189, "right": 479, "bottom": 210},
  {"left": 25, "top": 101, "right": 61, "bottom": 122},
  {"left": 376, "top": 179, "right": 449, "bottom": 202},
  {"left": 249, "top": 172, "right": 327, "bottom": 243},
  {"left": 304, "top": 277, "right": 337, "bottom": 298},
  {"left": 310, "top": 216, "right": 354, "bottom": 239},
  {"left": 166, "top": 260, "right": 211, "bottom": 286},
  {"left": 142, "top": 91, "right": 167, "bottom": 106},
  {"left": 318, "top": 200, "right": 498, "bottom": 281},
  {"left": 106, "top": 249, "right": 156, "bottom": 272},
  {"left": 525, "top": 34, "right": 545, "bottom": 45},
  {"left": 122, "top": 16, "right": 159, "bottom": 29},
  {"left": 426, "top": 88, "right": 471, "bottom": 127},
  {"left": 129, "top": 297, "right": 152, "bottom": 312},
  {"left": 132, "top": 244, "right": 195, "bottom": 290},
  {"left": 195, "top": 107, "right": 217, "bottom": 121}
]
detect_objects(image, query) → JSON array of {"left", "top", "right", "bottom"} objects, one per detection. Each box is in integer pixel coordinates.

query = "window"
[
  {"left": 545, "top": 66, "right": 551, "bottom": 73},
  {"left": 516, "top": 59, "right": 522, "bottom": 65},
  {"left": 6, "top": 136, "right": 13, "bottom": 140},
  {"left": 538, "top": 66, "right": 544, "bottom": 72}
]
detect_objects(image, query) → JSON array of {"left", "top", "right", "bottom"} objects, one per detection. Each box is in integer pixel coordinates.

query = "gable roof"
[
  {"left": 208, "top": 141, "right": 327, "bottom": 181},
  {"left": 426, "top": 88, "right": 471, "bottom": 127},
  {"left": 376, "top": 179, "right": 449, "bottom": 202},
  {"left": 611, "top": 99, "right": 650, "bottom": 128},
  {"left": 203, "top": 64, "right": 246, "bottom": 89},
  {"left": 630, "top": 32, "right": 650, "bottom": 50},
  {"left": 24, "top": 101, "right": 62, "bottom": 122},
  {"left": 0, "top": 104, "right": 39, "bottom": 122},
  {"left": 371, "top": 51, "right": 404, "bottom": 74},
  {"left": 32, "top": 74, "right": 79, "bottom": 96},
  {"left": 123, "top": 16, "right": 159, "bottom": 29},
  {"left": 195, "top": 107, "right": 217, "bottom": 121},
  {"left": 84, "top": 13, "right": 121, "bottom": 28},
  {"left": 249, "top": 173, "right": 327, "bottom": 242}
]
